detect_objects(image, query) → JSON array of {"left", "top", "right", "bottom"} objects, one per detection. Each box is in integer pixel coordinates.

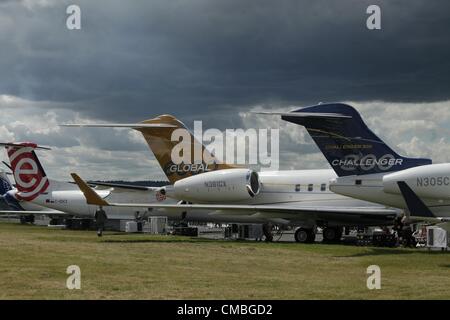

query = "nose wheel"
[{"left": 20, "top": 214, "right": 35, "bottom": 224}]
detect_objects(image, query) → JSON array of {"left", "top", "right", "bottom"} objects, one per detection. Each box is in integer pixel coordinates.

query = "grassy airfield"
[{"left": 0, "top": 222, "right": 448, "bottom": 300}]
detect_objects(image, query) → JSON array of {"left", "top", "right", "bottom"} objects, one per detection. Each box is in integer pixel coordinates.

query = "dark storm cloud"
[{"left": 0, "top": 0, "right": 449, "bottom": 129}]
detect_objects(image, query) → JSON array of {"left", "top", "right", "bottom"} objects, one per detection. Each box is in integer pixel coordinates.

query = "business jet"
[
  {"left": 273, "top": 102, "right": 450, "bottom": 231},
  {"left": 64, "top": 114, "right": 403, "bottom": 242}
]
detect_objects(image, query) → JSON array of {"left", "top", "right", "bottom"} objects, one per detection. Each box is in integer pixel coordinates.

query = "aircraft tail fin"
[
  {"left": 281, "top": 103, "right": 431, "bottom": 176},
  {"left": 62, "top": 116, "right": 235, "bottom": 184},
  {"left": 136, "top": 115, "right": 234, "bottom": 183},
  {"left": 1, "top": 142, "right": 51, "bottom": 201}
]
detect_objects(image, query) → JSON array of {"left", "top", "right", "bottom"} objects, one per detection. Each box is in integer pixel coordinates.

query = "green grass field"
[{"left": 0, "top": 222, "right": 448, "bottom": 299}]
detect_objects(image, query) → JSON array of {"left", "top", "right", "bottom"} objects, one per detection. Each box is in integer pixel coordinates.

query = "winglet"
[
  {"left": 71, "top": 173, "right": 110, "bottom": 206},
  {"left": 397, "top": 181, "right": 434, "bottom": 218}
]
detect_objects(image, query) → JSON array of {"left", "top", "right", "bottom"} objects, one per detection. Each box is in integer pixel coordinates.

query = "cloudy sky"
[{"left": 0, "top": 0, "right": 449, "bottom": 181}]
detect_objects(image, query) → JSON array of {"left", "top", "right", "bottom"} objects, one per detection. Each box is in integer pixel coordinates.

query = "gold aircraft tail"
[
  {"left": 62, "top": 115, "right": 235, "bottom": 184},
  {"left": 136, "top": 115, "right": 234, "bottom": 184}
]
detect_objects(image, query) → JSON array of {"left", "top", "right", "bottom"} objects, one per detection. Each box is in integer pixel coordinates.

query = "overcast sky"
[{"left": 0, "top": 0, "right": 449, "bottom": 181}]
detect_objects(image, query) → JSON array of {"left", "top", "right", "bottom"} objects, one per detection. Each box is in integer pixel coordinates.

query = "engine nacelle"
[
  {"left": 383, "top": 163, "right": 450, "bottom": 200},
  {"left": 166, "top": 168, "right": 261, "bottom": 203}
]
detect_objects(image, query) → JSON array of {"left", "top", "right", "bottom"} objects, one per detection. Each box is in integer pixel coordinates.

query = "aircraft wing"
[
  {"left": 397, "top": 181, "right": 450, "bottom": 228},
  {"left": 86, "top": 181, "right": 160, "bottom": 191},
  {"left": 72, "top": 173, "right": 399, "bottom": 222},
  {"left": 0, "top": 210, "right": 67, "bottom": 217},
  {"left": 101, "top": 203, "right": 398, "bottom": 220}
]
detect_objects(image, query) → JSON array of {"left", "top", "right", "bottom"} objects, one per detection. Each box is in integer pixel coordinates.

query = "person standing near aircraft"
[{"left": 95, "top": 206, "right": 107, "bottom": 237}]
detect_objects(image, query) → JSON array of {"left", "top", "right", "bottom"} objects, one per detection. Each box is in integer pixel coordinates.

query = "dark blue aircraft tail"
[
  {"left": 0, "top": 171, "right": 13, "bottom": 195},
  {"left": 282, "top": 103, "right": 432, "bottom": 176}
]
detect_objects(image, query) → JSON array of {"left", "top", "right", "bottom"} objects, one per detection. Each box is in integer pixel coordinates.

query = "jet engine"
[
  {"left": 164, "top": 168, "right": 261, "bottom": 203},
  {"left": 383, "top": 163, "right": 450, "bottom": 200}
]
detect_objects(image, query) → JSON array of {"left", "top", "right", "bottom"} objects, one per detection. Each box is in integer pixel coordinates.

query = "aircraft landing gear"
[
  {"left": 322, "top": 227, "right": 343, "bottom": 243},
  {"left": 262, "top": 223, "right": 273, "bottom": 242},
  {"left": 20, "top": 215, "right": 34, "bottom": 224},
  {"left": 294, "top": 227, "right": 315, "bottom": 243}
]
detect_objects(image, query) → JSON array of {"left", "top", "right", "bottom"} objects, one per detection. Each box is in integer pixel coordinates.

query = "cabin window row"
[{"left": 295, "top": 184, "right": 327, "bottom": 192}]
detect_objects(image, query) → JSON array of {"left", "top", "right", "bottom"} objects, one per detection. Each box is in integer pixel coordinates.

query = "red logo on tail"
[{"left": 7, "top": 146, "right": 49, "bottom": 201}]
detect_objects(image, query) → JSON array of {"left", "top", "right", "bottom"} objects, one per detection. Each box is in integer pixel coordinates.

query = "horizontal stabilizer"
[
  {"left": 88, "top": 181, "right": 159, "bottom": 191},
  {"left": 0, "top": 210, "right": 66, "bottom": 215},
  {"left": 253, "top": 111, "right": 352, "bottom": 119},
  {"left": 0, "top": 142, "right": 51, "bottom": 150},
  {"left": 60, "top": 123, "right": 176, "bottom": 129}
]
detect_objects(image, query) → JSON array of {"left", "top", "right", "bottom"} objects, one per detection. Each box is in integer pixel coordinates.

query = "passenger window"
[
  {"left": 295, "top": 184, "right": 301, "bottom": 192},
  {"left": 321, "top": 184, "right": 326, "bottom": 191},
  {"left": 308, "top": 184, "right": 313, "bottom": 192}
]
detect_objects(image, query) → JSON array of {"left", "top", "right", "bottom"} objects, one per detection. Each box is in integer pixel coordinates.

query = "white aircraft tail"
[
  {"left": 1, "top": 142, "right": 75, "bottom": 201},
  {"left": 1, "top": 142, "right": 51, "bottom": 201}
]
